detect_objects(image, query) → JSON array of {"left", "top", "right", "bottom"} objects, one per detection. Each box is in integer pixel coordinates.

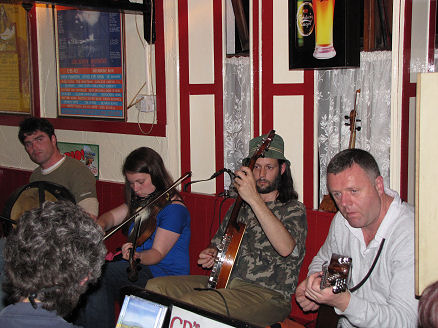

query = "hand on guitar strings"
[
  {"left": 197, "top": 247, "right": 218, "bottom": 269},
  {"left": 303, "top": 272, "right": 350, "bottom": 312}
]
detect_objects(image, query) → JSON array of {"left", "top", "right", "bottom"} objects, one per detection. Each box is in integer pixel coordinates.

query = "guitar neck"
[
  {"left": 349, "top": 130, "right": 356, "bottom": 149},
  {"left": 228, "top": 197, "right": 243, "bottom": 228}
]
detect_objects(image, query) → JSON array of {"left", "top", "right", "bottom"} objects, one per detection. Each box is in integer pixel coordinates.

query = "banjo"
[{"left": 208, "top": 130, "right": 276, "bottom": 289}]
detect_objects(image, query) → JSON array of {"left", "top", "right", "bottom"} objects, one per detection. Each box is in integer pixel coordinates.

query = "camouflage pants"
[{"left": 146, "top": 275, "right": 291, "bottom": 327}]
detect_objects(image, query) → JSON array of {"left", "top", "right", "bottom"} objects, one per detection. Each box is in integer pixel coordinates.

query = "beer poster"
[
  {"left": 289, "top": 0, "right": 360, "bottom": 69},
  {"left": 55, "top": 7, "right": 125, "bottom": 119}
]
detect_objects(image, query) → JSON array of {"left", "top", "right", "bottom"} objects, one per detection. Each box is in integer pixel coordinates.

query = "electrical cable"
[
  {"left": 194, "top": 288, "right": 231, "bottom": 318},
  {"left": 137, "top": 0, "right": 155, "bottom": 135},
  {"left": 126, "top": 1, "right": 155, "bottom": 135},
  {"left": 184, "top": 168, "right": 235, "bottom": 239},
  {"left": 217, "top": 196, "right": 230, "bottom": 231},
  {"left": 208, "top": 196, "right": 219, "bottom": 240}
]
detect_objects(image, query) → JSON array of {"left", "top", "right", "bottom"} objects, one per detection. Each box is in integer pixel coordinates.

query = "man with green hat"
[
  {"left": 146, "top": 132, "right": 307, "bottom": 327},
  {"left": 243, "top": 132, "right": 291, "bottom": 167}
]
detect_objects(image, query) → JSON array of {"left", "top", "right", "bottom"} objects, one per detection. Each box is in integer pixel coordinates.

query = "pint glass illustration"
[{"left": 313, "top": 0, "right": 336, "bottom": 59}]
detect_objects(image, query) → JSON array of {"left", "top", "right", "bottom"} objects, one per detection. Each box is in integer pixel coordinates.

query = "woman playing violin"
[{"left": 75, "top": 147, "right": 191, "bottom": 328}]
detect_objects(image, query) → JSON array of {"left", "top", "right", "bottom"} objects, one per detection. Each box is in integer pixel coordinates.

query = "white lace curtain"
[
  {"left": 223, "top": 56, "right": 251, "bottom": 190},
  {"left": 317, "top": 51, "right": 392, "bottom": 201}
]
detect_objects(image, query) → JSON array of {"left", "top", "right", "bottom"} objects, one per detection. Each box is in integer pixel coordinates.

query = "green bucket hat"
[{"left": 243, "top": 133, "right": 290, "bottom": 166}]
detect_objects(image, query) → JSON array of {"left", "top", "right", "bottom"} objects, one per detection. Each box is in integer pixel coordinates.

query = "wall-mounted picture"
[
  {"left": 58, "top": 142, "right": 99, "bottom": 179},
  {"left": 0, "top": 3, "right": 31, "bottom": 114},
  {"left": 55, "top": 7, "right": 126, "bottom": 119},
  {"left": 289, "top": 0, "right": 360, "bottom": 69}
]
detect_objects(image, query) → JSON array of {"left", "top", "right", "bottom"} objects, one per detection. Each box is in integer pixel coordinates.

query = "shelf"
[{"left": 21, "top": 0, "right": 151, "bottom": 15}]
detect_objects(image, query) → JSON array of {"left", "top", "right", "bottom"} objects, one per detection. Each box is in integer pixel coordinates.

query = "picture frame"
[
  {"left": 0, "top": 3, "right": 31, "bottom": 114},
  {"left": 55, "top": 7, "right": 126, "bottom": 119},
  {"left": 58, "top": 141, "right": 99, "bottom": 179}
]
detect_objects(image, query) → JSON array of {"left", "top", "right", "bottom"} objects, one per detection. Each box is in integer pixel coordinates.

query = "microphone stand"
[{"left": 0, "top": 215, "right": 15, "bottom": 225}]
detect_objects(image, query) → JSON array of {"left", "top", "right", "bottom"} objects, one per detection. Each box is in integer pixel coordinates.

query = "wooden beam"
[
  {"left": 231, "top": 0, "right": 249, "bottom": 52},
  {"left": 363, "top": 0, "right": 376, "bottom": 50}
]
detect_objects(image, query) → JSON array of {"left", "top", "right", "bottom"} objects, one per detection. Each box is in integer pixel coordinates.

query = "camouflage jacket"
[{"left": 211, "top": 199, "right": 307, "bottom": 300}]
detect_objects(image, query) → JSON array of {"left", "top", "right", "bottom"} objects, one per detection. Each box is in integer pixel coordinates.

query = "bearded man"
[{"left": 146, "top": 133, "right": 307, "bottom": 327}]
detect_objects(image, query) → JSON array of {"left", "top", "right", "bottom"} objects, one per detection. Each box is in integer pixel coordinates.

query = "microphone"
[
  {"left": 210, "top": 168, "right": 226, "bottom": 179},
  {"left": 183, "top": 168, "right": 234, "bottom": 192},
  {"left": 223, "top": 168, "right": 236, "bottom": 179}
]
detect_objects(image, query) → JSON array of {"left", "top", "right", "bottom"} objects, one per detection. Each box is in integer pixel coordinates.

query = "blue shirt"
[{"left": 134, "top": 203, "right": 191, "bottom": 277}]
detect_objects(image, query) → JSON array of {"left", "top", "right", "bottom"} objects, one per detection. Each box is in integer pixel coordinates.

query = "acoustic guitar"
[
  {"left": 316, "top": 238, "right": 385, "bottom": 328},
  {"left": 320, "top": 253, "right": 352, "bottom": 293},
  {"left": 318, "top": 89, "right": 361, "bottom": 212},
  {"left": 315, "top": 253, "right": 352, "bottom": 328},
  {"left": 208, "top": 130, "right": 276, "bottom": 289}
]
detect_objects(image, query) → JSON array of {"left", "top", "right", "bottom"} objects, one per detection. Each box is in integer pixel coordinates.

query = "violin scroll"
[{"left": 344, "top": 89, "right": 361, "bottom": 149}]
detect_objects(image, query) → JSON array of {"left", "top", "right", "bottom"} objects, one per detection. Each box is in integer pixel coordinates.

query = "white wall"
[
  {"left": 271, "top": 0, "right": 305, "bottom": 200},
  {"left": 0, "top": 2, "right": 182, "bottom": 184},
  {"left": 415, "top": 72, "right": 438, "bottom": 295},
  {"left": 0, "top": 0, "right": 429, "bottom": 204}
]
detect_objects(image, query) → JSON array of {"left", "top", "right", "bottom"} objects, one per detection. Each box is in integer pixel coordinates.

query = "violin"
[
  {"left": 126, "top": 188, "right": 179, "bottom": 282},
  {"left": 318, "top": 89, "right": 361, "bottom": 212},
  {"left": 103, "top": 171, "right": 192, "bottom": 282},
  {"left": 345, "top": 89, "right": 361, "bottom": 149}
]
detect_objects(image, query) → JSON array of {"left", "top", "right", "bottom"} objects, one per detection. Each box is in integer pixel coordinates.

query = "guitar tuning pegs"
[
  {"left": 345, "top": 123, "right": 350, "bottom": 126},
  {"left": 356, "top": 119, "right": 361, "bottom": 122},
  {"left": 344, "top": 115, "right": 350, "bottom": 119},
  {"left": 356, "top": 127, "right": 361, "bottom": 131}
]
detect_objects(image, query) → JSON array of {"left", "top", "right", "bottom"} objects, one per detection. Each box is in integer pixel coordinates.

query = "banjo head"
[{"left": 1, "top": 181, "right": 75, "bottom": 236}]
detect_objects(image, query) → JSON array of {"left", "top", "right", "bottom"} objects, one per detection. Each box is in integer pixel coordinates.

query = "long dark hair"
[
  {"left": 277, "top": 159, "right": 298, "bottom": 203},
  {"left": 122, "top": 147, "right": 180, "bottom": 210}
]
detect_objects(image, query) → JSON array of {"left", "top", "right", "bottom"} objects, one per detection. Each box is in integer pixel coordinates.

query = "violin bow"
[{"left": 103, "top": 171, "right": 192, "bottom": 241}]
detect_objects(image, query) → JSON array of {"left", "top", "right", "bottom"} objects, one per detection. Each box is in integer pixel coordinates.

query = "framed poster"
[
  {"left": 0, "top": 3, "right": 31, "bottom": 114},
  {"left": 55, "top": 7, "right": 125, "bottom": 119},
  {"left": 289, "top": 0, "right": 360, "bottom": 69},
  {"left": 58, "top": 141, "right": 99, "bottom": 179}
]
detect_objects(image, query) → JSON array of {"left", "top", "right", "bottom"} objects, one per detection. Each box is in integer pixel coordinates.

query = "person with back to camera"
[
  {"left": 75, "top": 147, "right": 191, "bottom": 328},
  {"left": 146, "top": 133, "right": 307, "bottom": 327},
  {"left": 295, "top": 148, "right": 418, "bottom": 327},
  {"left": 0, "top": 201, "right": 106, "bottom": 328}
]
